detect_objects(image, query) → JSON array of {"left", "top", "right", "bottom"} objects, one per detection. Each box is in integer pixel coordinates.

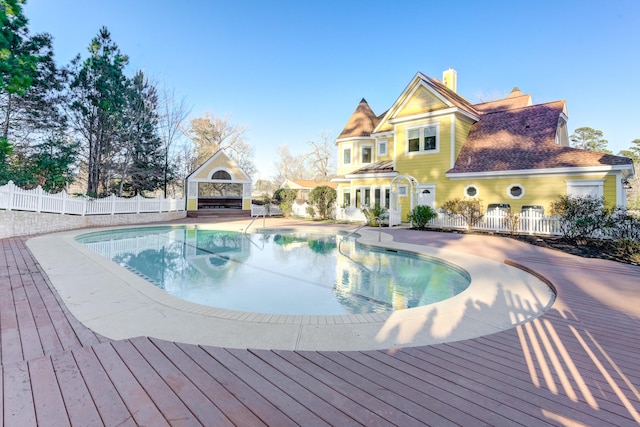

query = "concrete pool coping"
[{"left": 27, "top": 221, "right": 556, "bottom": 351}]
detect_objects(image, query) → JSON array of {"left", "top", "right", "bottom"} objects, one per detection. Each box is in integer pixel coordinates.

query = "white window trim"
[
  {"left": 565, "top": 179, "right": 604, "bottom": 197},
  {"left": 405, "top": 122, "right": 440, "bottom": 155},
  {"left": 377, "top": 139, "right": 387, "bottom": 156},
  {"left": 464, "top": 184, "right": 479, "bottom": 198},
  {"left": 507, "top": 183, "right": 525, "bottom": 200},
  {"left": 342, "top": 144, "right": 353, "bottom": 166},
  {"left": 360, "top": 143, "right": 373, "bottom": 164}
]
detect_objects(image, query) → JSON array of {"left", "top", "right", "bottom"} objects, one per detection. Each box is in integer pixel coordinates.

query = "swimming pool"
[{"left": 76, "top": 226, "right": 470, "bottom": 316}]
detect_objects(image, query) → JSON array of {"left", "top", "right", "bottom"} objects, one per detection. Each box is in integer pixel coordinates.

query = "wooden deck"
[{"left": 2, "top": 229, "right": 639, "bottom": 426}]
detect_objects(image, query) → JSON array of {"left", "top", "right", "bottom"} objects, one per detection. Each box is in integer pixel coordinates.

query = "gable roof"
[
  {"left": 186, "top": 149, "right": 252, "bottom": 182},
  {"left": 448, "top": 100, "right": 633, "bottom": 174},
  {"left": 373, "top": 72, "right": 480, "bottom": 135},
  {"left": 336, "top": 98, "right": 380, "bottom": 142}
]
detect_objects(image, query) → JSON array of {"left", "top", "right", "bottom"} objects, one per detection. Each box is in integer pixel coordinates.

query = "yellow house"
[
  {"left": 185, "top": 150, "right": 252, "bottom": 217},
  {"left": 333, "top": 70, "right": 635, "bottom": 224}
]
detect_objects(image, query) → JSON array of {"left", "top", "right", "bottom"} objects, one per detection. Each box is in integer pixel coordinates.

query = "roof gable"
[
  {"left": 395, "top": 86, "right": 448, "bottom": 118},
  {"left": 187, "top": 150, "right": 251, "bottom": 182},
  {"left": 374, "top": 72, "right": 479, "bottom": 133}
]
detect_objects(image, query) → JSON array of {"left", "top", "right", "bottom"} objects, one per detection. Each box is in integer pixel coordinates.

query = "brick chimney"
[{"left": 442, "top": 68, "right": 457, "bottom": 92}]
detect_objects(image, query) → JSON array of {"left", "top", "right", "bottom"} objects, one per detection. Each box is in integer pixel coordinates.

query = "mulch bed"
[{"left": 417, "top": 227, "right": 639, "bottom": 266}]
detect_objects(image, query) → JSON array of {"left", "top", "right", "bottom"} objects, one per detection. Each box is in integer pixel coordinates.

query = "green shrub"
[
  {"left": 273, "top": 188, "right": 297, "bottom": 217},
  {"left": 441, "top": 198, "right": 484, "bottom": 230},
  {"left": 550, "top": 195, "right": 612, "bottom": 241},
  {"left": 361, "top": 203, "right": 388, "bottom": 226},
  {"left": 307, "top": 186, "right": 337, "bottom": 220},
  {"left": 408, "top": 205, "right": 437, "bottom": 229}
]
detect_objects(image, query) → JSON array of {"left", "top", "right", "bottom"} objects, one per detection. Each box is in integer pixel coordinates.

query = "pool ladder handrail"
[
  {"left": 338, "top": 217, "right": 383, "bottom": 251},
  {"left": 244, "top": 207, "right": 267, "bottom": 234}
]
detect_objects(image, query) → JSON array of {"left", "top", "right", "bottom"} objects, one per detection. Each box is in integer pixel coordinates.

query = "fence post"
[
  {"left": 36, "top": 186, "right": 43, "bottom": 213},
  {"left": 7, "top": 180, "right": 15, "bottom": 211},
  {"left": 111, "top": 195, "right": 116, "bottom": 215},
  {"left": 61, "top": 190, "right": 67, "bottom": 215}
]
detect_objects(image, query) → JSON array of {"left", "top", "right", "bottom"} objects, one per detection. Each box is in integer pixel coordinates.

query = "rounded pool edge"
[{"left": 26, "top": 222, "right": 556, "bottom": 351}]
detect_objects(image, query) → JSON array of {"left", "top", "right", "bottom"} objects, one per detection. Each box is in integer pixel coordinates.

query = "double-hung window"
[
  {"left": 361, "top": 146, "right": 372, "bottom": 164},
  {"left": 343, "top": 148, "right": 351, "bottom": 165},
  {"left": 377, "top": 139, "right": 387, "bottom": 156},
  {"left": 407, "top": 125, "right": 438, "bottom": 153}
]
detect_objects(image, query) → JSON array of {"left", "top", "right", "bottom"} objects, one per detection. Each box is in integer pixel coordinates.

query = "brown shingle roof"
[
  {"left": 473, "top": 91, "right": 533, "bottom": 114},
  {"left": 448, "top": 100, "right": 633, "bottom": 174},
  {"left": 337, "top": 98, "right": 380, "bottom": 141},
  {"left": 423, "top": 75, "right": 479, "bottom": 117},
  {"left": 348, "top": 160, "right": 395, "bottom": 175}
]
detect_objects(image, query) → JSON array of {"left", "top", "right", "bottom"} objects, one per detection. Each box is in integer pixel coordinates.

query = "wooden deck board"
[
  {"left": 2, "top": 230, "right": 640, "bottom": 426},
  {"left": 202, "top": 346, "right": 330, "bottom": 426},
  {"left": 150, "top": 338, "right": 266, "bottom": 427},
  {"left": 92, "top": 342, "right": 170, "bottom": 426},
  {"left": 29, "top": 356, "right": 70, "bottom": 427},
  {"left": 50, "top": 350, "right": 103, "bottom": 426},
  {"left": 234, "top": 348, "right": 360, "bottom": 426},
  {"left": 71, "top": 345, "right": 136, "bottom": 426},
  {"left": 129, "top": 336, "right": 235, "bottom": 426},
  {"left": 248, "top": 348, "right": 387, "bottom": 426},
  {"left": 178, "top": 342, "right": 297, "bottom": 427}
]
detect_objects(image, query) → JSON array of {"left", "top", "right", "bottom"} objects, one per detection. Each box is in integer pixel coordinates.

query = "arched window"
[{"left": 212, "top": 170, "right": 231, "bottom": 180}]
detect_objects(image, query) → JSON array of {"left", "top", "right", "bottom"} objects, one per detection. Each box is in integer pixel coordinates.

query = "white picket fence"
[
  {"left": 0, "top": 180, "right": 185, "bottom": 215},
  {"left": 428, "top": 210, "right": 562, "bottom": 235}
]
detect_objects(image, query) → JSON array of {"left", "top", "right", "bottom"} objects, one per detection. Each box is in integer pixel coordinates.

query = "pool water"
[{"left": 76, "top": 226, "right": 470, "bottom": 316}]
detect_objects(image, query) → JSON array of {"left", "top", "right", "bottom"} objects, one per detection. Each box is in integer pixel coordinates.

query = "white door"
[{"left": 417, "top": 186, "right": 435, "bottom": 209}]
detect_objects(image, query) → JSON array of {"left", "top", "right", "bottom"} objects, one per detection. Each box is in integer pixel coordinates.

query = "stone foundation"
[{"left": 0, "top": 210, "right": 187, "bottom": 239}]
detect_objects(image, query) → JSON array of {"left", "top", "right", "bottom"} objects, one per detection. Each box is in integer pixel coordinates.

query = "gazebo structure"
[{"left": 185, "top": 150, "right": 252, "bottom": 217}]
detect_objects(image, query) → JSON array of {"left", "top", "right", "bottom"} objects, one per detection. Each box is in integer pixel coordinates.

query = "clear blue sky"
[{"left": 23, "top": 0, "right": 640, "bottom": 181}]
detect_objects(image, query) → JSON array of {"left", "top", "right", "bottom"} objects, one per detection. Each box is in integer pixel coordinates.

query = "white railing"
[
  {"left": 429, "top": 210, "right": 562, "bottom": 235},
  {"left": 250, "top": 203, "right": 283, "bottom": 217},
  {"left": 0, "top": 180, "right": 185, "bottom": 215}
]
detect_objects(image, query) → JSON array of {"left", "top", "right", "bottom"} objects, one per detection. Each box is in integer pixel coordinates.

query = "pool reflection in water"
[{"left": 77, "top": 227, "right": 470, "bottom": 316}]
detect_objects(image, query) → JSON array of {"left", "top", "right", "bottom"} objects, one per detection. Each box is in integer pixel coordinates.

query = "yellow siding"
[
  {"left": 395, "top": 116, "right": 452, "bottom": 184},
  {"left": 187, "top": 199, "right": 197, "bottom": 210},
  {"left": 438, "top": 173, "right": 613, "bottom": 213},
  {"left": 193, "top": 155, "right": 245, "bottom": 180},
  {"left": 454, "top": 118, "right": 473, "bottom": 159},
  {"left": 396, "top": 87, "right": 448, "bottom": 118}
]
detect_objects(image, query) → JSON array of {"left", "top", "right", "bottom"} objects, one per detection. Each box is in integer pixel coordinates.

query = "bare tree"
[
  {"left": 306, "top": 131, "right": 336, "bottom": 181},
  {"left": 273, "top": 143, "right": 308, "bottom": 185},
  {"left": 184, "top": 112, "right": 255, "bottom": 178},
  {"left": 158, "top": 86, "right": 191, "bottom": 196}
]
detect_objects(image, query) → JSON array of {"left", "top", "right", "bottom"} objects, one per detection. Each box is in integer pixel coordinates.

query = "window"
[
  {"left": 343, "top": 148, "right": 351, "bottom": 165},
  {"left": 384, "top": 188, "right": 390, "bottom": 208},
  {"left": 377, "top": 140, "right": 387, "bottom": 156},
  {"left": 465, "top": 185, "right": 478, "bottom": 198},
  {"left": 398, "top": 185, "right": 408, "bottom": 196},
  {"left": 507, "top": 184, "right": 524, "bottom": 199},
  {"left": 407, "top": 125, "right": 438, "bottom": 153},
  {"left": 361, "top": 146, "right": 372, "bottom": 164},
  {"left": 212, "top": 170, "right": 231, "bottom": 180},
  {"left": 342, "top": 189, "right": 351, "bottom": 207},
  {"left": 566, "top": 180, "right": 604, "bottom": 198}
]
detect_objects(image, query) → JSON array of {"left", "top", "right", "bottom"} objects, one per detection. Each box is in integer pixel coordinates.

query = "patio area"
[{"left": 1, "top": 218, "right": 639, "bottom": 426}]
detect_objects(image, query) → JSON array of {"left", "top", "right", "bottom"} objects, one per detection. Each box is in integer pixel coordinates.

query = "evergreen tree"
[
  {"left": 68, "top": 26, "right": 128, "bottom": 196},
  {"left": 569, "top": 127, "right": 612, "bottom": 154},
  {"left": 1, "top": 0, "right": 69, "bottom": 184},
  {"left": 116, "top": 70, "right": 166, "bottom": 196}
]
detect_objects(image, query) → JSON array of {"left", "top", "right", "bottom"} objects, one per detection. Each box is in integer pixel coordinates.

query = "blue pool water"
[{"left": 76, "top": 226, "right": 470, "bottom": 316}]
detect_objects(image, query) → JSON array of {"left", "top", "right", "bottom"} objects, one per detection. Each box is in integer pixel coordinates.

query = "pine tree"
[{"left": 68, "top": 26, "right": 128, "bottom": 196}]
